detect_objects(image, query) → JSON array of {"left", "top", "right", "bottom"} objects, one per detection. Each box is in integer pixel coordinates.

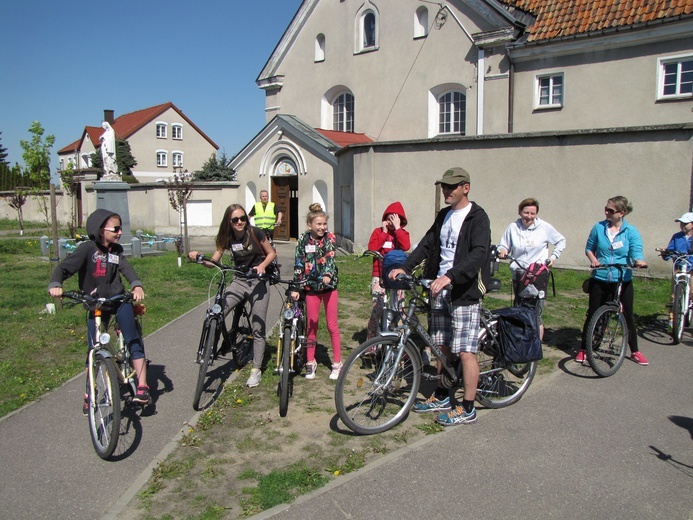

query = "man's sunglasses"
[
  {"left": 231, "top": 216, "right": 248, "bottom": 224},
  {"left": 103, "top": 226, "right": 122, "bottom": 233}
]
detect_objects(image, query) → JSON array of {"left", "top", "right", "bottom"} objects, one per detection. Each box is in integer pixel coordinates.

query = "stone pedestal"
[{"left": 94, "top": 181, "right": 133, "bottom": 243}]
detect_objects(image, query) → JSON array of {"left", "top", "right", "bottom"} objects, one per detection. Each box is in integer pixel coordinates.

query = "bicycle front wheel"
[
  {"left": 672, "top": 282, "right": 686, "bottom": 344},
  {"left": 193, "top": 318, "right": 219, "bottom": 410},
  {"left": 278, "top": 325, "right": 292, "bottom": 417},
  {"left": 585, "top": 305, "right": 627, "bottom": 377},
  {"left": 88, "top": 353, "right": 121, "bottom": 459},
  {"left": 335, "top": 336, "right": 421, "bottom": 435},
  {"left": 475, "top": 326, "right": 537, "bottom": 409}
]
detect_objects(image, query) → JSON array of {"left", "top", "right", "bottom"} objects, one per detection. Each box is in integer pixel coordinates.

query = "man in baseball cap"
[
  {"left": 389, "top": 166, "right": 491, "bottom": 426},
  {"left": 435, "top": 166, "right": 471, "bottom": 186}
]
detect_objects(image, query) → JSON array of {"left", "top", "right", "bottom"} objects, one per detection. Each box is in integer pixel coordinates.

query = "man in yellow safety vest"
[{"left": 249, "top": 190, "right": 283, "bottom": 240}]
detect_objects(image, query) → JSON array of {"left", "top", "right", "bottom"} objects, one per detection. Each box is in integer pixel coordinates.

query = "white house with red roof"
[{"left": 57, "top": 102, "right": 218, "bottom": 182}]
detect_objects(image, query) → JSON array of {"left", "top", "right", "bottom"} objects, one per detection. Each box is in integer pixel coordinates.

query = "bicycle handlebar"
[
  {"left": 501, "top": 253, "right": 551, "bottom": 271},
  {"left": 192, "top": 255, "right": 267, "bottom": 280},
  {"left": 61, "top": 291, "right": 134, "bottom": 307},
  {"left": 362, "top": 250, "right": 384, "bottom": 261}
]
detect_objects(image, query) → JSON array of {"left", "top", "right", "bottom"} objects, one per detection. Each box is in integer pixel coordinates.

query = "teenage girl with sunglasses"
[{"left": 189, "top": 204, "right": 277, "bottom": 387}]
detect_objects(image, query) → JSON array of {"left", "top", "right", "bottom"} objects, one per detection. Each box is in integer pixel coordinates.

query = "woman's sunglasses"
[
  {"left": 604, "top": 207, "right": 617, "bottom": 215},
  {"left": 103, "top": 226, "right": 122, "bottom": 233},
  {"left": 231, "top": 216, "right": 248, "bottom": 224}
]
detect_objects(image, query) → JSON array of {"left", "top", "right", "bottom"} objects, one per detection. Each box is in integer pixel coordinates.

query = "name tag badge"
[
  {"left": 612, "top": 240, "right": 624, "bottom": 250},
  {"left": 526, "top": 240, "right": 536, "bottom": 247},
  {"left": 383, "top": 241, "right": 393, "bottom": 249},
  {"left": 108, "top": 253, "right": 119, "bottom": 264},
  {"left": 305, "top": 244, "right": 317, "bottom": 253},
  {"left": 231, "top": 243, "right": 243, "bottom": 252}
]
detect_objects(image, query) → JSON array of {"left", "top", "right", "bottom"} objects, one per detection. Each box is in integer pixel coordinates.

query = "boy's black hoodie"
[{"left": 48, "top": 209, "right": 142, "bottom": 298}]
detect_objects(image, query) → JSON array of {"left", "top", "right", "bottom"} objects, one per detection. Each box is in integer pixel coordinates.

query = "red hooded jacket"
[{"left": 367, "top": 201, "right": 411, "bottom": 277}]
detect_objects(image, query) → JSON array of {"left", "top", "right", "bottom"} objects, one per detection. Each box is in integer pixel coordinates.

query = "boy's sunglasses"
[
  {"left": 103, "top": 226, "right": 122, "bottom": 233},
  {"left": 231, "top": 216, "right": 248, "bottom": 224}
]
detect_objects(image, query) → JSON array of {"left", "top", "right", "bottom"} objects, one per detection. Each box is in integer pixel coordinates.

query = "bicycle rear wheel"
[
  {"left": 88, "top": 353, "right": 121, "bottom": 459},
  {"left": 672, "top": 282, "right": 685, "bottom": 344},
  {"left": 278, "top": 325, "right": 292, "bottom": 417},
  {"left": 585, "top": 305, "right": 627, "bottom": 377},
  {"left": 335, "top": 336, "right": 421, "bottom": 435},
  {"left": 193, "top": 318, "right": 219, "bottom": 410},
  {"left": 475, "top": 325, "right": 537, "bottom": 409}
]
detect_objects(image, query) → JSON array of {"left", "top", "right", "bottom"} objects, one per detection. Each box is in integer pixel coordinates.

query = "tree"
[
  {"left": 193, "top": 152, "right": 235, "bottom": 181},
  {"left": 6, "top": 187, "right": 28, "bottom": 234},
  {"left": 19, "top": 121, "right": 55, "bottom": 228},
  {"left": 0, "top": 132, "right": 8, "bottom": 166},
  {"left": 166, "top": 170, "right": 194, "bottom": 261},
  {"left": 60, "top": 164, "right": 80, "bottom": 238},
  {"left": 90, "top": 138, "right": 139, "bottom": 182}
]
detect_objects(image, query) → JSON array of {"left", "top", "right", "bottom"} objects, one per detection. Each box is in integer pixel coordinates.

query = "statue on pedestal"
[{"left": 100, "top": 121, "right": 120, "bottom": 181}]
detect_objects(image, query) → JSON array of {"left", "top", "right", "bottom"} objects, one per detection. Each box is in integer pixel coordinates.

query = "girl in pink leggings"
[{"left": 290, "top": 203, "right": 342, "bottom": 380}]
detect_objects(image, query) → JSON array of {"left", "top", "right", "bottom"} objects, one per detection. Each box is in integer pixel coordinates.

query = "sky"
[{"left": 0, "top": 0, "right": 303, "bottom": 168}]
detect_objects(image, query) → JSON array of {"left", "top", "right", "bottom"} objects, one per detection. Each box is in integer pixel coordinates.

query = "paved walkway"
[
  {"left": 257, "top": 331, "right": 693, "bottom": 520},
  {"left": 1, "top": 239, "right": 691, "bottom": 519},
  {"left": 0, "top": 239, "right": 296, "bottom": 520}
]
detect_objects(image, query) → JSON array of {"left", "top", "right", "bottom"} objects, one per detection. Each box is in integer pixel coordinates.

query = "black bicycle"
[
  {"left": 335, "top": 274, "right": 537, "bottom": 435},
  {"left": 192, "top": 256, "right": 257, "bottom": 410},
  {"left": 583, "top": 264, "right": 632, "bottom": 377},
  {"left": 270, "top": 277, "right": 309, "bottom": 417}
]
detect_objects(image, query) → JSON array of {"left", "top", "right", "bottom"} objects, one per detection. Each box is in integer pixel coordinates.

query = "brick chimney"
[{"left": 103, "top": 109, "right": 115, "bottom": 124}]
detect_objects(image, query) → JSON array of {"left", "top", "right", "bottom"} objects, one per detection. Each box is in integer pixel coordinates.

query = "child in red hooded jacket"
[{"left": 366, "top": 202, "right": 411, "bottom": 338}]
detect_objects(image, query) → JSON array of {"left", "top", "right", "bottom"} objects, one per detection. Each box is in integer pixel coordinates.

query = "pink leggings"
[{"left": 305, "top": 290, "right": 341, "bottom": 364}]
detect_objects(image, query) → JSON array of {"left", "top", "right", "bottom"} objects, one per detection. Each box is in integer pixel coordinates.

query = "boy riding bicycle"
[
  {"left": 660, "top": 212, "right": 693, "bottom": 324},
  {"left": 48, "top": 209, "right": 149, "bottom": 411}
]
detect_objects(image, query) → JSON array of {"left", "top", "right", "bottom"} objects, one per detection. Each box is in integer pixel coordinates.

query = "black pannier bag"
[{"left": 493, "top": 306, "right": 543, "bottom": 363}]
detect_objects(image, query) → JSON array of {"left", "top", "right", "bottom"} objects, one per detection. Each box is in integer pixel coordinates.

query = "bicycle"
[
  {"left": 583, "top": 264, "right": 632, "bottom": 377},
  {"left": 334, "top": 274, "right": 537, "bottom": 435},
  {"left": 270, "top": 277, "right": 309, "bottom": 417},
  {"left": 363, "top": 249, "right": 406, "bottom": 336},
  {"left": 61, "top": 291, "right": 147, "bottom": 459},
  {"left": 656, "top": 247, "right": 693, "bottom": 344},
  {"left": 191, "top": 255, "right": 257, "bottom": 410}
]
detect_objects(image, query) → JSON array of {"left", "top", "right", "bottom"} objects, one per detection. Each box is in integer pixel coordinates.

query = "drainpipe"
[
  {"left": 477, "top": 48, "right": 485, "bottom": 136},
  {"left": 507, "top": 54, "right": 515, "bottom": 134}
]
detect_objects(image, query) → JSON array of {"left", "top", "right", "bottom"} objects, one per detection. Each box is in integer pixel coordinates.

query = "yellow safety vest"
[{"left": 253, "top": 202, "right": 277, "bottom": 229}]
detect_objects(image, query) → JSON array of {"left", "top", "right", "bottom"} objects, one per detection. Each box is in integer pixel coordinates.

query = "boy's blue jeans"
[{"left": 86, "top": 302, "right": 145, "bottom": 360}]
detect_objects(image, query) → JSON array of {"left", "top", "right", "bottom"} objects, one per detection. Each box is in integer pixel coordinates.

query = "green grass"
[
  {"left": 0, "top": 241, "right": 670, "bottom": 418},
  {"left": 239, "top": 463, "right": 329, "bottom": 515},
  {"left": 0, "top": 238, "right": 211, "bottom": 416},
  {"left": 0, "top": 218, "right": 48, "bottom": 231}
]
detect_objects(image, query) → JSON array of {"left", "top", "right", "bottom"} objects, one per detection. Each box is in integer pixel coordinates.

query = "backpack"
[
  {"left": 381, "top": 250, "right": 409, "bottom": 290},
  {"left": 517, "top": 262, "right": 551, "bottom": 296},
  {"left": 494, "top": 306, "right": 543, "bottom": 364}
]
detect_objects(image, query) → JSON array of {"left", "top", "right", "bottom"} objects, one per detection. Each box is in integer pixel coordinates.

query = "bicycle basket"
[
  {"left": 494, "top": 306, "right": 542, "bottom": 364},
  {"left": 382, "top": 250, "right": 409, "bottom": 290}
]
